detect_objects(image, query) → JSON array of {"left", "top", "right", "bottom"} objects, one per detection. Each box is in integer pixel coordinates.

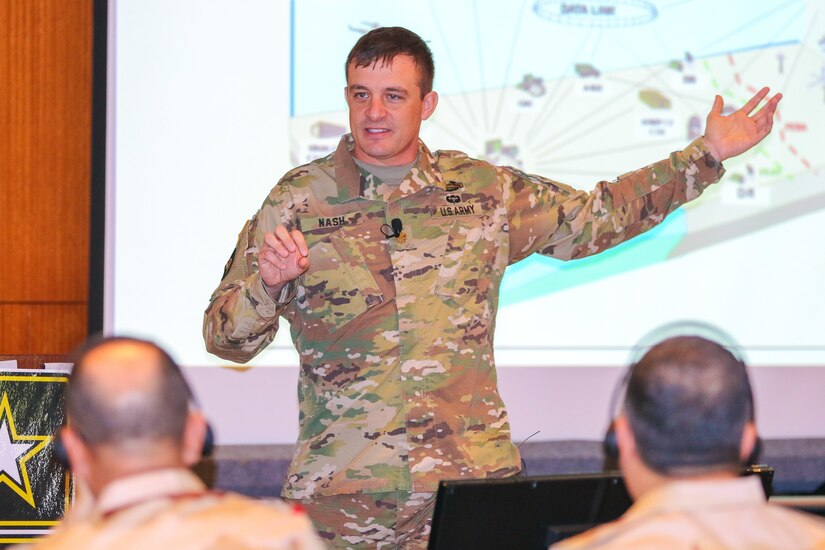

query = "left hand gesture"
[{"left": 704, "top": 87, "right": 782, "bottom": 162}]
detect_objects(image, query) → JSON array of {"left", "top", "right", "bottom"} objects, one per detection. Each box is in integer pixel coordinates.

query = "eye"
[
  {"left": 352, "top": 91, "right": 368, "bottom": 100},
  {"left": 387, "top": 93, "right": 404, "bottom": 101}
]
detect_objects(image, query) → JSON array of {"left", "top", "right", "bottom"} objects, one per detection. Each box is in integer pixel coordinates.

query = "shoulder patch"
[{"left": 221, "top": 247, "right": 236, "bottom": 279}]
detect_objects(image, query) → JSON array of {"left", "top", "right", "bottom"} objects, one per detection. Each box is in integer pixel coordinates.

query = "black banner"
[{"left": 0, "top": 371, "right": 72, "bottom": 545}]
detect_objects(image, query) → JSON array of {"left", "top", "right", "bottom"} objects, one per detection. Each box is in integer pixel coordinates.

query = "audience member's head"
[
  {"left": 61, "top": 336, "right": 208, "bottom": 495},
  {"left": 612, "top": 335, "right": 758, "bottom": 498}
]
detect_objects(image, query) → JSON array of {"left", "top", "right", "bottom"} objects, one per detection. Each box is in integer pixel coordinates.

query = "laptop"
[{"left": 427, "top": 466, "right": 773, "bottom": 550}]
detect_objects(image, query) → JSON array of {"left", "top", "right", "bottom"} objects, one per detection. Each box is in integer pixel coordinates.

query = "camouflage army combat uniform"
[{"left": 203, "top": 134, "right": 724, "bottom": 544}]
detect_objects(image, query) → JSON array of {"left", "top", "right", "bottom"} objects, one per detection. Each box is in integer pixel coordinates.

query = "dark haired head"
[
  {"left": 345, "top": 27, "right": 435, "bottom": 97},
  {"left": 624, "top": 336, "right": 754, "bottom": 474},
  {"left": 68, "top": 336, "right": 192, "bottom": 448}
]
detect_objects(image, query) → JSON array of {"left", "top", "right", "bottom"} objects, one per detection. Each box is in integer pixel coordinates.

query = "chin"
[{"left": 358, "top": 147, "right": 395, "bottom": 163}]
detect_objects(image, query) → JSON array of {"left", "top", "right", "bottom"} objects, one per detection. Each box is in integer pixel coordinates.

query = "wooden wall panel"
[
  {"left": 0, "top": 304, "right": 86, "bottom": 354},
  {"left": 0, "top": 1, "right": 93, "bottom": 354}
]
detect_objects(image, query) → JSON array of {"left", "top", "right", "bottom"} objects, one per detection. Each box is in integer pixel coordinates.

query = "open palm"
[{"left": 704, "top": 87, "right": 782, "bottom": 162}]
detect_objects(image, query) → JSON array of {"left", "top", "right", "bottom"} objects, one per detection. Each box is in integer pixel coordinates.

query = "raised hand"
[
  {"left": 704, "top": 87, "right": 783, "bottom": 162},
  {"left": 258, "top": 225, "right": 310, "bottom": 295}
]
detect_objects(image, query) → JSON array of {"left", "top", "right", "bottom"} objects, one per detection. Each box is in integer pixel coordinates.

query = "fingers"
[
  {"left": 263, "top": 232, "right": 287, "bottom": 258},
  {"left": 290, "top": 228, "right": 309, "bottom": 257},
  {"left": 260, "top": 226, "right": 311, "bottom": 284},
  {"left": 740, "top": 86, "right": 770, "bottom": 115},
  {"left": 274, "top": 225, "right": 297, "bottom": 255},
  {"left": 748, "top": 92, "right": 782, "bottom": 137},
  {"left": 260, "top": 246, "right": 309, "bottom": 278},
  {"left": 258, "top": 247, "right": 289, "bottom": 271},
  {"left": 264, "top": 226, "right": 309, "bottom": 258},
  {"left": 753, "top": 92, "right": 783, "bottom": 121}
]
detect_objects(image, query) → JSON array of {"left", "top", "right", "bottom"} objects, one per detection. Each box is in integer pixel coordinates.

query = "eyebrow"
[{"left": 349, "top": 84, "right": 409, "bottom": 94}]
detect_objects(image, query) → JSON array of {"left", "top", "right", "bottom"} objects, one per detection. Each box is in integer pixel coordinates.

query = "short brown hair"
[{"left": 345, "top": 27, "right": 435, "bottom": 97}]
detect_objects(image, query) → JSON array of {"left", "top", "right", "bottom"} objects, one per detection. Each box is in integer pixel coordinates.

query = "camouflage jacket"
[{"left": 203, "top": 135, "right": 724, "bottom": 498}]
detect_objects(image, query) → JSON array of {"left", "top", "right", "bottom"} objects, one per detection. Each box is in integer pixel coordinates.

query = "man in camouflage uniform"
[{"left": 203, "top": 27, "right": 781, "bottom": 548}]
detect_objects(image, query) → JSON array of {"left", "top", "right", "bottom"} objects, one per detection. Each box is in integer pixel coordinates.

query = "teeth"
[{"left": 366, "top": 129, "right": 388, "bottom": 133}]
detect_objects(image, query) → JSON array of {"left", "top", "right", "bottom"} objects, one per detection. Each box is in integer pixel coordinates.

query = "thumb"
[{"left": 710, "top": 95, "right": 723, "bottom": 117}]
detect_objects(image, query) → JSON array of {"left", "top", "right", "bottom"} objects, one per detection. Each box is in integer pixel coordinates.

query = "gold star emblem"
[{"left": 0, "top": 392, "right": 51, "bottom": 508}]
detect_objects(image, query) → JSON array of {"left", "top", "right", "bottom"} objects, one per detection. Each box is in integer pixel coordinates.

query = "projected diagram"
[{"left": 290, "top": 0, "right": 825, "bottom": 306}]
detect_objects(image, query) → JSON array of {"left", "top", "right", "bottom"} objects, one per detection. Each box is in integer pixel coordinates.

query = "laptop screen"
[{"left": 427, "top": 467, "right": 773, "bottom": 550}]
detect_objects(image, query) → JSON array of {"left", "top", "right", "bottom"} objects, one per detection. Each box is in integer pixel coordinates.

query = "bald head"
[{"left": 68, "top": 337, "right": 192, "bottom": 448}]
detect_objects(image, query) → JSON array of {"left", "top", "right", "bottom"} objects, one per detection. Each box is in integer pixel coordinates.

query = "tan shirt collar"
[
  {"left": 623, "top": 475, "right": 765, "bottom": 520},
  {"left": 95, "top": 468, "right": 206, "bottom": 518}
]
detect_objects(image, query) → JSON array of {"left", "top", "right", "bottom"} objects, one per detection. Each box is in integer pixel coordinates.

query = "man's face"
[{"left": 345, "top": 55, "right": 438, "bottom": 166}]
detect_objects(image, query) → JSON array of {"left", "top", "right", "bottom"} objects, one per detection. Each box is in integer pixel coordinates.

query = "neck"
[
  {"left": 86, "top": 440, "right": 185, "bottom": 496},
  {"left": 627, "top": 460, "right": 740, "bottom": 499}
]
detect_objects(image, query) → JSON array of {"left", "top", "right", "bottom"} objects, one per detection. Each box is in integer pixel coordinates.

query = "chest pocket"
[
  {"left": 431, "top": 212, "right": 505, "bottom": 320},
  {"left": 298, "top": 225, "right": 385, "bottom": 334}
]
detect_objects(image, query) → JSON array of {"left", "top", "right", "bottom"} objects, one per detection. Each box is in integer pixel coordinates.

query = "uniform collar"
[
  {"left": 623, "top": 475, "right": 765, "bottom": 521},
  {"left": 94, "top": 468, "right": 207, "bottom": 519},
  {"left": 333, "top": 134, "right": 445, "bottom": 202}
]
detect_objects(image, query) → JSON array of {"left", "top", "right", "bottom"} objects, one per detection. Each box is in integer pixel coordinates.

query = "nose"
[{"left": 365, "top": 97, "right": 386, "bottom": 120}]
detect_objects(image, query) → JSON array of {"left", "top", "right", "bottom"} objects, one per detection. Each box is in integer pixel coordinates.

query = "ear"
[
  {"left": 181, "top": 411, "right": 207, "bottom": 466},
  {"left": 61, "top": 426, "right": 92, "bottom": 480},
  {"left": 739, "top": 421, "right": 758, "bottom": 463},
  {"left": 421, "top": 91, "right": 438, "bottom": 121},
  {"left": 614, "top": 415, "right": 637, "bottom": 462}
]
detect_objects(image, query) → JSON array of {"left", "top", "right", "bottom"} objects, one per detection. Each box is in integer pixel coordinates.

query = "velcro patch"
[
  {"left": 436, "top": 202, "right": 481, "bottom": 217},
  {"left": 301, "top": 212, "right": 362, "bottom": 231}
]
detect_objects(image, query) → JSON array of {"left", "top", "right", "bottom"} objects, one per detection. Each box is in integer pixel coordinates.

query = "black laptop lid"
[
  {"left": 427, "top": 472, "right": 630, "bottom": 550},
  {"left": 427, "top": 467, "right": 773, "bottom": 550}
]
